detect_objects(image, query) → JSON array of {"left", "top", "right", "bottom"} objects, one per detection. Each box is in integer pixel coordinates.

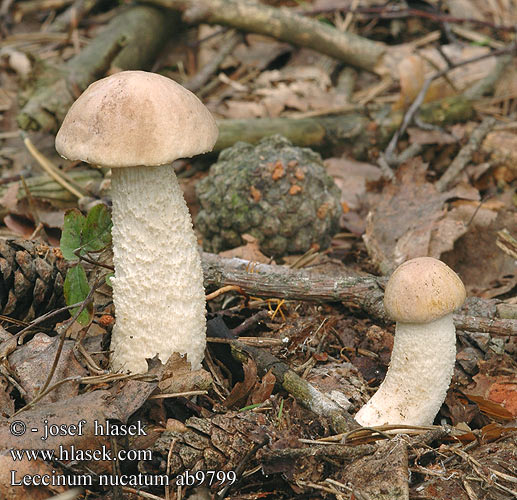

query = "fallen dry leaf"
[
  {"left": 363, "top": 159, "right": 467, "bottom": 273},
  {"left": 8, "top": 333, "right": 87, "bottom": 404},
  {"left": 158, "top": 352, "right": 212, "bottom": 394},
  {"left": 442, "top": 207, "right": 517, "bottom": 296},
  {"left": 0, "top": 452, "right": 64, "bottom": 499},
  {"left": 325, "top": 157, "right": 382, "bottom": 234},
  {"left": 407, "top": 126, "right": 459, "bottom": 145},
  {"left": 466, "top": 372, "right": 517, "bottom": 418},
  {"left": 465, "top": 392, "right": 515, "bottom": 420},
  {"left": 223, "top": 358, "right": 258, "bottom": 408},
  {"left": 483, "top": 130, "right": 517, "bottom": 172},
  {"left": 219, "top": 234, "right": 272, "bottom": 263},
  {"left": 250, "top": 369, "right": 276, "bottom": 405}
]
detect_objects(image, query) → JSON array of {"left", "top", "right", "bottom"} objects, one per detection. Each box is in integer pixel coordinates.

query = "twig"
[
  {"left": 453, "top": 314, "right": 517, "bottom": 337},
  {"left": 73, "top": 341, "right": 105, "bottom": 374},
  {"left": 11, "top": 370, "right": 156, "bottom": 417},
  {"left": 148, "top": 390, "right": 208, "bottom": 399},
  {"left": 23, "top": 134, "right": 86, "bottom": 199},
  {"left": 304, "top": 5, "right": 517, "bottom": 33},
  {"left": 121, "top": 487, "right": 165, "bottom": 500},
  {"left": 216, "top": 436, "right": 268, "bottom": 499},
  {"left": 207, "top": 336, "right": 285, "bottom": 347},
  {"left": 2, "top": 300, "right": 86, "bottom": 348},
  {"left": 202, "top": 252, "right": 387, "bottom": 318},
  {"left": 3, "top": 248, "right": 516, "bottom": 338},
  {"left": 11, "top": 375, "right": 82, "bottom": 416},
  {"left": 376, "top": 153, "right": 396, "bottom": 181},
  {"left": 49, "top": 0, "right": 100, "bottom": 33},
  {"left": 385, "top": 44, "right": 517, "bottom": 162},
  {"left": 18, "top": 6, "right": 172, "bottom": 132},
  {"left": 37, "top": 276, "right": 105, "bottom": 397},
  {"left": 14, "top": 0, "right": 73, "bottom": 18},
  {"left": 206, "top": 285, "right": 243, "bottom": 301},
  {"left": 496, "top": 229, "right": 517, "bottom": 260},
  {"left": 435, "top": 116, "right": 496, "bottom": 192},
  {"left": 231, "top": 310, "right": 270, "bottom": 336},
  {"left": 74, "top": 248, "right": 115, "bottom": 271},
  {"left": 259, "top": 442, "right": 375, "bottom": 462},
  {"left": 185, "top": 30, "right": 242, "bottom": 93},
  {"left": 0, "top": 0, "right": 14, "bottom": 16}
]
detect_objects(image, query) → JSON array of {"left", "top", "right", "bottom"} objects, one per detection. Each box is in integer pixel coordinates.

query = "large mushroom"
[
  {"left": 55, "top": 70, "right": 218, "bottom": 374},
  {"left": 355, "top": 257, "right": 466, "bottom": 426}
]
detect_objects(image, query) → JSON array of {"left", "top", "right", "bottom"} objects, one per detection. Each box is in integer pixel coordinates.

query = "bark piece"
[{"left": 342, "top": 437, "right": 409, "bottom": 500}]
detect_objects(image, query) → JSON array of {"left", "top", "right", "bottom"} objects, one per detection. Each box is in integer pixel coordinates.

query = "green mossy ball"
[{"left": 195, "top": 135, "right": 342, "bottom": 257}]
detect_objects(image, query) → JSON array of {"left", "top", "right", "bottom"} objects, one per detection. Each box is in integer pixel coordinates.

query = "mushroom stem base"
[{"left": 355, "top": 314, "right": 456, "bottom": 426}]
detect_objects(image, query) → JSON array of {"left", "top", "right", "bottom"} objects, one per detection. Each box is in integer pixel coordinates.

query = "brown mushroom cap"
[
  {"left": 384, "top": 257, "right": 466, "bottom": 323},
  {"left": 55, "top": 70, "right": 218, "bottom": 167}
]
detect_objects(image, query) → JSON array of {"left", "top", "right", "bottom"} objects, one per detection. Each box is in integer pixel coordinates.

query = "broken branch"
[{"left": 142, "top": 0, "right": 385, "bottom": 72}]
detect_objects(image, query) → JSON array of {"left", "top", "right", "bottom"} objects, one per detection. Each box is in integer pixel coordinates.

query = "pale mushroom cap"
[
  {"left": 55, "top": 70, "right": 218, "bottom": 167},
  {"left": 384, "top": 257, "right": 466, "bottom": 323}
]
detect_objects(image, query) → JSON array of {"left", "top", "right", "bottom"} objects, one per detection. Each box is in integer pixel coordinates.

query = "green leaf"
[
  {"left": 60, "top": 205, "right": 113, "bottom": 262},
  {"left": 60, "top": 209, "right": 85, "bottom": 261},
  {"left": 238, "top": 403, "right": 262, "bottom": 412},
  {"left": 64, "top": 265, "right": 92, "bottom": 325},
  {"left": 82, "top": 204, "right": 113, "bottom": 253},
  {"left": 105, "top": 272, "right": 114, "bottom": 287}
]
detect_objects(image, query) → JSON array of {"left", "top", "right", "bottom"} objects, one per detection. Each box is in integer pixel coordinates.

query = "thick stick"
[
  {"left": 214, "top": 96, "right": 473, "bottom": 157},
  {"left": 201, "top": 253, "right": 517, "bottom": 336},
  {"left": 435, "top": 117, "right": 496, "bottom": 192},
  {"left": 1, "top": 242, "right": 515, "bottom": 336},
  {"left": 230, "top": 340, "right": 359, "bottom": 433},
  {"left": 143, "top": 0, "right": 385, "bottom": 72}
]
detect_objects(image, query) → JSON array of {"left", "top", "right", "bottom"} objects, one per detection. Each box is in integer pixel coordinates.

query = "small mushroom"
[
  {"left": 56, "top": 71, "right": 218, "bottom": 373},
  {"left": 355, "top": 257, "right": 466, "bottom": 426}
]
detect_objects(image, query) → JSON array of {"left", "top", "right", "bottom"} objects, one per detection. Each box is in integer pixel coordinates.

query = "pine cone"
[
  {"left": 141, "top": 411, "right": 271, "bottom": 478},
  {"left": 196, "top": 135, "right": 342, "bottom": 257},
  {"left": 0, "top": 239, "right": 67, "bottom": 322}
]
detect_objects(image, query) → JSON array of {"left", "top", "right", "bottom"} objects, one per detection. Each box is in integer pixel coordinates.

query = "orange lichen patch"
[
  {"left": 294, "top": 167, "right": 305, "bottom": 180},
  {"left": 250, "top": 185, "right": 262, "bottom": 202},
  {"left": 341, "top": 201, "right": 350, "bottom": 213},
  {"left": 98, "top": 314, "right": 115, "bottom": 327},
  {"left": 272, "top": 160, "right": 285, "bottom": 180},
  {"left": 317, "top": 202, "right": 330, "bottom": 219},
  {"left": 488, "top": 382, "right": 517, "bottom": 416},
  {"left": 366, "top": 121, "right": 378, "bottom": 132},
  {"left": 287, "top": 159, "right": 298, "bottom": 168},
  {"left": 289, "top": 184, "right": 302, "bottom": 195}
]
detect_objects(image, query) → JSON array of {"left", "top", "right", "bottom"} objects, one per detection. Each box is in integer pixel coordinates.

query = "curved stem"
[{"left": 355, "top": 314, "right": 456, "bottom": 426}]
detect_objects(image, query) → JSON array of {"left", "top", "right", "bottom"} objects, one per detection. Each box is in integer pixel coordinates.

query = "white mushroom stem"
[
  {"left": 355, "top": 314, "right": 456, "bottom": 426},
  {"left": 109, "top": 165, "right": 206, "bottom": 374}
]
